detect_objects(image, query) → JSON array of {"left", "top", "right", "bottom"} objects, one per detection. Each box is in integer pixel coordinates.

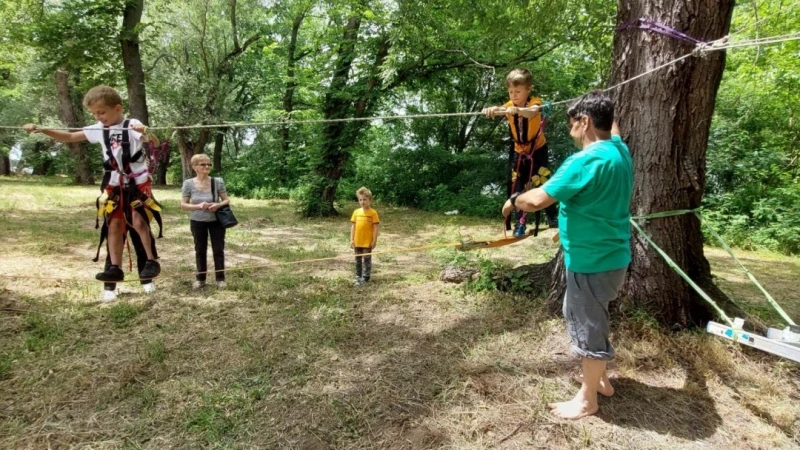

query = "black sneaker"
[
  {"left": 96, "top": 265, "right": 124, "bottom": 282},
  {"left": 140, "top": 260, "right": 161, "bottom": 279},
  {"left": 548, "top": 218, "right": 559, "bottom": 229}
]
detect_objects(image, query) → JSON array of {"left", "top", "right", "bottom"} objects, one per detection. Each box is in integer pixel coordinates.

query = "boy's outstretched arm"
[
  {"left": 482, "top": 106, "right": 504, "bottom": 118},
  {"left": 23, "top": 124, "right": 87, "bottom": 143},
  {"left": 502, "top": 105, "right": 540, "bottom": 119}
]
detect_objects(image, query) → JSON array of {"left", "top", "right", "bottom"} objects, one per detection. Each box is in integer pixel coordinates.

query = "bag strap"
[{"left": 211, "top": 177, "right": 218, "bottom": 203}]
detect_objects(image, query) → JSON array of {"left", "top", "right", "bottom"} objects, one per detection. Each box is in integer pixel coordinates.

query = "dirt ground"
[{"left": 1, "top": 177, "right": 798, "bottom": 449}]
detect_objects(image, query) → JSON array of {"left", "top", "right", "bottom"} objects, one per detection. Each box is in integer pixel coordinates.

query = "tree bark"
[
  {"left": 213, "top": 128, "right": 226, "bottom": 172},
  {"left": 54, "top": 69, "right": 93, "bottom": 184},
  {"left": 307, "top": 20, "right": 391, "bottom": 216},
  {"left": 279, "top": 10, "right": 306, "bottom": 185},
  {"left": 306, "top": 16, "right": 363, "bottom": 216},
  {"left": 155, "top": 140, "right": 170, "bottom": 185},
  {"left": 0, "top": 153, "right": 9, "bottom": 175},
  {"left": 120, "top": 0, "right": 149, "bottom": 125},
  {"left": 612, "top": 0, "right": 735, "bottom": 327},
  {"left": 177, "top": 128, "right": 210, "bottom": 181}
]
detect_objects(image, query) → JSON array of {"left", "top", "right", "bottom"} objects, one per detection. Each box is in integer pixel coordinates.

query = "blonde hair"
[
  {"left": 505, "top": 69, "right": 533, "bottom": 88},
  {"left": 356, "top": 186, "right": 373, "bottom": 200},
  {"left": 83, "top": 85, "right": 123, "bottom": 108},
  {"left": 190, "top": 154, "right": 211, "bottom": 166}
]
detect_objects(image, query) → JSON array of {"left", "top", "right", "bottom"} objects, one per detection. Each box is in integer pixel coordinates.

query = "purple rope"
[{"left": 618, "top": 18, "right": 706, "bottom": 45}]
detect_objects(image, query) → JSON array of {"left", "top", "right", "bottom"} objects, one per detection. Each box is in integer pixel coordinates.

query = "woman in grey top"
[{"left": 181, "top": 154, "right": 230, "bottom": 289}]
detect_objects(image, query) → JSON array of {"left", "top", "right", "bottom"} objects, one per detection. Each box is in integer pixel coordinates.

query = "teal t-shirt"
[{"left": 541, "top": 135, "right": 633, "bottom": 273}]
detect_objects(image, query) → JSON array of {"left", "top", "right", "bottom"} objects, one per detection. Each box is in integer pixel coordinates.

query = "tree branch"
[
  {"left": 145, "top": 54, "right": 174, "bottom": 73},
  {"left": 230, "top": 0, "right": 240, "bottom": 51}
]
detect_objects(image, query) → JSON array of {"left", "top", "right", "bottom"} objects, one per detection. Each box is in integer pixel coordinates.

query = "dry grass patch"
[{"left": 0, "top": 177, "right": 798, "bottom": 449}]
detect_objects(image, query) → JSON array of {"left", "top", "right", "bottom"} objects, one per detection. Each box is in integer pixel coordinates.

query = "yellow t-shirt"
[{"left": 351, "top": 208, "right": 380, "bottom": 248}]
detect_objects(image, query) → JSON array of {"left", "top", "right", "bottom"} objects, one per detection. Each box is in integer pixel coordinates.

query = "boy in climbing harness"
[
  {"left": 484, "top": 68, "right": 558, "bottom": 237},
  {"left": 23, "top": 85, "right": 163, "bottom": 294}
]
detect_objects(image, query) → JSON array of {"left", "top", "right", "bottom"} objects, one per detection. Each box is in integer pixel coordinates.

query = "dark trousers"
[
  {"left": 354, "top": 247, "right": 372, "bottom": 280},
  {"left": 191, "top": 220, "right": 226, "bottom": 282},
  {"left": 507, "top": 144, "right": 558, "bottom": 228},
  {"left": 104, "top": 228, "right": 154, "bottom": 291}
]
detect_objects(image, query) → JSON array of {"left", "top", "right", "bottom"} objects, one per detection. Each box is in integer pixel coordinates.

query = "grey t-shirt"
[{"left": 182, "top": 177, "right": 227, "bottom": 222}]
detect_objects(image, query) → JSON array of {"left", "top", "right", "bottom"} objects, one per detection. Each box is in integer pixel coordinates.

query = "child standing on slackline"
[
  {"left": 24, "top": 85, "right": 163, "bottom": 302},
  {"left": 484, "top": 68, "right": 558, "bottom": 237},
  {"left": 350, "top": 187, "right": 380, "bottom": 286}
]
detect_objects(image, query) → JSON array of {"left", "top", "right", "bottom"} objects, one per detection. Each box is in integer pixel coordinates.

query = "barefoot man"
[{"left": 502, "top": 90, "right": 633, "bottom": 419}]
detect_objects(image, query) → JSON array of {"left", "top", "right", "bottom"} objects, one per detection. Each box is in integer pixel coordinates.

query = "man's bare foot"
[
  {"left": 547, "top": 399, "right": 599, "bottom": 419},
  {"left": 572, "top": 374, "right": 615, "bottom": 397}
]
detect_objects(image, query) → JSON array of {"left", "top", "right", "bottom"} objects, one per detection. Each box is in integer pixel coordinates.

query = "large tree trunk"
[
  {"left": 120, "top": 0, "right": 149, "bottom": 125},
  {"left": 177, "top": 128, "right": 211, "bottom": 181},
  {"left": 54, "top": 69, "right": 93, "bottom": 184},
  {"left": 0, "top": 153, "right": 9, "bottom": 175},
  {"left": 613, "top": 0, "right": 735, "bottom": 327},
  {"left": 279, "top": 11, "right": 306, "bottom": 185},
  {"left": 213, "top": 128, "right": 226, "bottom": 172},
  {"left": 155, "top": 140, "right": 170, "bottom": 185},
  {"left": 306, "top": 19, "right": 392, "bottom": 216},
  {"left": 307, "top": 16, "right": 363, "bottom": 217}
]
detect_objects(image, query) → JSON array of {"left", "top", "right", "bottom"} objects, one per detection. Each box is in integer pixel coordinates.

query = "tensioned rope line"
[
  {"left": 0, "top": 238, "right": 477, "bottom": 284},
  {"left": 631, "top": 208, "right": 796, "bottom": 327},
  {"left": 630, "top": 217, "right": 737, "bottom": 326},
  {"left": 1, "top": 33, "right": 798, "bottom": 133}
]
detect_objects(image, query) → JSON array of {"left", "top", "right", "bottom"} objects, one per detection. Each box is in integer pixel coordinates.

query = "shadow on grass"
[{"left": 596, "top": 375, "right": 721, "bottom": 439}]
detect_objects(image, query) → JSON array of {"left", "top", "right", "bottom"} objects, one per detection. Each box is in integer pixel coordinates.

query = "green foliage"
[
  {"left": 4, "top": 0, "right": 799, "bottom": 256},
  {"left": 142, "top": 338, "right": 166, "bottom": 364},
  {"left": 107, "top": 302, "right": 144, "bottom": 326},
  {"left": 704, "top": 1, "right": 800, "bottom": 254},
  {"left": 0, "top": 352, "right": 13, "bottom": 380},
  {"left": 24, "top": 313, "right": 62, "bottom": 352},
  {"left": 468, "top": 257, "right": 509, "bottom": 292}
]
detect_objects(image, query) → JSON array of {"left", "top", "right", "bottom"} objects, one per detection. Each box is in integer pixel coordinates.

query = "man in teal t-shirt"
[{"left": 501, "top": 90, "right": 633, "bottom": 420}]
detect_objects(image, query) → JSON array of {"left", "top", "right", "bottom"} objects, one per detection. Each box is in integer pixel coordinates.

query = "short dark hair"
[{"left": 567, "top": 90, "right": 614, "bottom": 132}]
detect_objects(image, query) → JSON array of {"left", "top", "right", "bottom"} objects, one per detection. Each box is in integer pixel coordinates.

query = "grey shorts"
[{"left": 563, "top": 267, "right": 627, "bottom": 360}]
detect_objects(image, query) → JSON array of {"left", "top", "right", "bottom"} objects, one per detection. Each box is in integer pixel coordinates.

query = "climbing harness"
[{"left": 93, "top": 119, "right": 164, "bottom": 269}]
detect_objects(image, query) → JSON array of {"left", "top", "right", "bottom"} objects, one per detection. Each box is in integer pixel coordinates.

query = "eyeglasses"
[{"left": 195, "top": 163, "right": 212, "bottom": 167}]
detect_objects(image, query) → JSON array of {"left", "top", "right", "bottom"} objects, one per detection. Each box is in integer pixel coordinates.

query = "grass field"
[{"left": 1, "top": 176, "right": 798, "bottom": 449}]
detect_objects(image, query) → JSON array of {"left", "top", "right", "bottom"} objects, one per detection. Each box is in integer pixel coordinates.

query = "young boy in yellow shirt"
[
  {"left": 484, "top": 69, "right": 558, "bottom": 236},
  {"left": 350, "top": 187, "right": 380, "bottom": 286}
]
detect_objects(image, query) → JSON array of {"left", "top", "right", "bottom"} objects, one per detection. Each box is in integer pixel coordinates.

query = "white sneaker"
[
  {"left": 102, "top": 290, "right": 118, "bottom": 303},
  {"left": 142, "top": 283, "right": 156, "bottom": 294},
  {"left": 216, "top": 281, "right": 227, "bottom": 289},
  {"left": 192, "top": 280, "right": 205, "bottom": 290}
]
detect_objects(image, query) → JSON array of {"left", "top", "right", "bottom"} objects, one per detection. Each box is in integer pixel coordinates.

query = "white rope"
[
  {"left": 603, "top": 53, "right": 694, "bottom": 94},
  {"left": 0, "top": 111, "right": 487, "bottom": 132},
  {"left": 709, "top": 33, "right": 800, "bottom": 50},
  {"left": 3, "top": 31, "right": 798, "bottom": 132}
]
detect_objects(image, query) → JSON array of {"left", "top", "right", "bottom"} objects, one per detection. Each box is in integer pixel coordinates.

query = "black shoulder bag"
[{"left": 211, "top": 177, "right": 238, "bottom": 228}]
